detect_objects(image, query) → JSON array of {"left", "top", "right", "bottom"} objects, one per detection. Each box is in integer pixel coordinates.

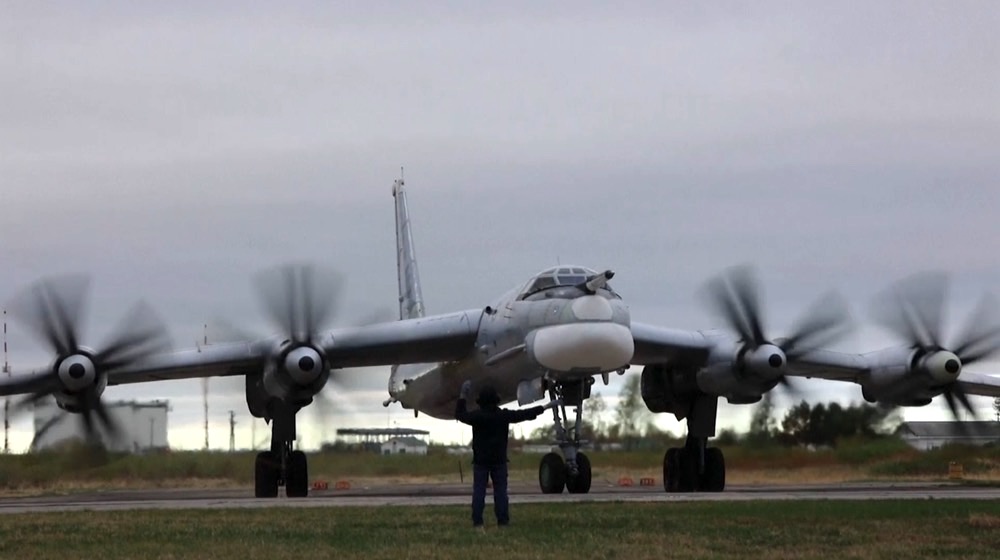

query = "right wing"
[
  {"left": 629, "top": 322, "right": 713, "bottom": 366},
  {"left": 0, "top": 309, "right": 484, "bottom": 396}
]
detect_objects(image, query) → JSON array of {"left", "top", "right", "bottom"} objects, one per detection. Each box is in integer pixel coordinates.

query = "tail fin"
[{"left": 392, "top": 178, "right": 426, "bottom": 319}]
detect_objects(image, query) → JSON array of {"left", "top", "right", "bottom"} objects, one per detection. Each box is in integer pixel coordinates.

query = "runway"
[{"left": 2, "top": 481, "right": 998, "bottom": 514}]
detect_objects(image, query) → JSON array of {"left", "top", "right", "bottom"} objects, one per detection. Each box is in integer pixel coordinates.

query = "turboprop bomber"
[{"left": 3, "top": 178, "right": 1000, "bottom": 497}]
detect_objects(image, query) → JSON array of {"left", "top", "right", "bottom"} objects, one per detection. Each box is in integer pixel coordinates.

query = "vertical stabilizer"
[{"left": 392, "top": 178, "right": 426, "bottom": 319}]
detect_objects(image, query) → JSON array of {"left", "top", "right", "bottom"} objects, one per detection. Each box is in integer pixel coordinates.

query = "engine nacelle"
[
  {"left": 693, "top": 335, "right": 784, "bottom": 402},
  {"left": 860, "top": 346, "right": 960, "bottom": 404},
  {"left": 53, "top": 371, "right": 108, "bottom": 413},
  {"left": 641, "top": 364, "right": 700, "bottom": 418}
]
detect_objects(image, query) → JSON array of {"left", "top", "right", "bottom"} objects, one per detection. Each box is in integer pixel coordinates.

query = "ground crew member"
[{"left": 455, "top": 380, "right": 560, "bottom": 528}]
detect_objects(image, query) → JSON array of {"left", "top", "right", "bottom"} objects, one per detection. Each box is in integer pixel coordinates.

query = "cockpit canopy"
[{"left": 518, "top": 266, "right": 619, "bottom": 300}]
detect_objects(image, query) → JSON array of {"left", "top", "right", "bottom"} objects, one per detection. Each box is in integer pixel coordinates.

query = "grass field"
[
  {"left": 1, "top": 438, "right": 997, "bottom": 493},
  {"left": 0, "top": 501, "right": 998, "bottom": 559}
]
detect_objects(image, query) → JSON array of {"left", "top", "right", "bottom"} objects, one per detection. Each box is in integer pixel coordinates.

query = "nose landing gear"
[{"left": 536, "top": 380, "right": 594, "bottom": 494}]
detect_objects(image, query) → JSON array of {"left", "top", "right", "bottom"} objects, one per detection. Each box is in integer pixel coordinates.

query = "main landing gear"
[
  {"left": 537, "top": 381, "right": 593, "bottom": 494},
  {"left": 663, "top": 435, "right": 725, "bottom": 492},
  {"left": 254, "top": 403, "right": 309, "bottom": 498}
]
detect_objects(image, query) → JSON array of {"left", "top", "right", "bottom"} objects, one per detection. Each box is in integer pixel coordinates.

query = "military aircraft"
[{"left": 3, "top": 178, "right": 1000, "bottom": 497}]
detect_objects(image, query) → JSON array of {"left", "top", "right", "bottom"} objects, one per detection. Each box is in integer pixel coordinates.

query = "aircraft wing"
[
  {"left": 0, "top": 309, "right": 483, "bottom": 396},
  {"left": 784, "top": 349, "right": 871, "bottom": 383},
  {"left": 956, "top": 371, "right": 1000, "bottom": 398},
  {"left": 630, "top": 322, "right": 713, "bottom": 365},
  {"left": 786, "top": 350, "right": 1000, "bottom": 397}
]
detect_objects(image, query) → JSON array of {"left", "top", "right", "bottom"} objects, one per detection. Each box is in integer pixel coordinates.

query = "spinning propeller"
[
  {"left": 10, "top": 276, "right": 171, "bottom": 445},
  {"left": 873, "top": 272, "right": 1000, "bottom": 421},
  {"left": 253, "top": 264, "right": 388, "bottom": 443},
  {"left": 705, "top": 266, "right": 852, "bottom": 391}
]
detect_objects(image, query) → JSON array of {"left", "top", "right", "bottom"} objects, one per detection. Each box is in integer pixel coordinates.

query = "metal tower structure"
[
  {"left": 202, "top": 324, "right": 209, "bottom": 450},
  {"left": 3, "top": 309, "right": 10, "bottom": 454},
  {"left": 229, "top": 410, "right": 236, "bottom": 452}
]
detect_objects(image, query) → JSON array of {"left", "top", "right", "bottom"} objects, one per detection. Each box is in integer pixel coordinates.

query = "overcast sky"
[{"left": 2, "top": 2, "right": 999, "bottom": 451}]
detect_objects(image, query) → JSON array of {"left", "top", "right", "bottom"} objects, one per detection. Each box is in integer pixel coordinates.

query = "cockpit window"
[{"left": 518, "top": 266, "right": 620, "bottom": 300}]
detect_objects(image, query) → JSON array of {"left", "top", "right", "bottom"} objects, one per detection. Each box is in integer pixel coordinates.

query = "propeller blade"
[
  {"left": 30, "top": 411, "right": 67, "bottom": 451},
  {"left": 950, "top": 384, "right": 978, "bottom": 420},
  {"left": 728, "top": 266, "right": 767, "bottom": 346},
  {"left": 781, "top": 292, "right": 852, "bottom": 359},
  {"left": 704, "top": 275, "right": 753, "bottom": 343},
  {"left": 775, "top": 375, "right": 803, "bottom": 402},
  {"left": 94, "top": 302, "right": 172, "bottom": 371},
  {"left": 255, "top": 264, "right": 340, "bottom": 344},
  {"left": 874, "top": 272, "right": 948, "bottom": 349},
  {"left": 10, "top": 276, "right": 90, "bottom": 356},
  {"left": 951, "top": 294, "right": 1000, "bottom": 365},
  {"left": 13, "top": 380, "right": 62, "bottom": 418},
  {"left": 90, "top": 393, "right": 122, "bottom": 440}
]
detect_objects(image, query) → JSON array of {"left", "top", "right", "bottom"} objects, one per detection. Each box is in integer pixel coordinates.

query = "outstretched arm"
[
  {"left": 504, "top": 399, "right": 561, "bottom": 424},
  {"left": 454, "top": 380, "right": 474, "bottom": 425}
]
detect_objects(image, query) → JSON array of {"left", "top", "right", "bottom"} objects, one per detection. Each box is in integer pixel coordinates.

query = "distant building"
[
  {"left": 335, "top": 427, "right": 431, "bottom": 453},
  {"left": 33, "top": 397, "right": 169, "bottom": 453},
  {"left": 380, "top": 436, "right": 428, "bottom": 455},
  {"left": 898, "top": 421, "right": 1000, "bottom": 451}
]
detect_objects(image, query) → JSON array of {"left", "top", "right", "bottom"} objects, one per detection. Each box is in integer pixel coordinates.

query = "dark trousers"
[{"left": 472, "top": 463, "right": 509, "bottom": 526}]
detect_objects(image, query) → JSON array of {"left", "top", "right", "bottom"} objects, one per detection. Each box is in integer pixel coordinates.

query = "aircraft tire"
[
  {"left": 566, "top": 452, "right": 592, "bottom": 494},
  {"left": 254, "top": 451, "right": 280, "bottom": 498},
  {"left": 539, "top": 452, "right": 567, "bottom": 494},
  {"left": 663, "top": 448, "right": 681, "bottom": 492},
  {"left": 702, "top": 447, "right": 726, "bottom": 492},
  {"left": 286, "top": 450, "right": 309, "bottom": 498},
  {"left": 677, "top": 448, "right": 700, "bottom": 492}
]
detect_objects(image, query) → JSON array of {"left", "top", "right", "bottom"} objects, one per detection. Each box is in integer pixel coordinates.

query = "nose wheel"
[{"left": 536, "top": 380, "right": 594, "bottom": 494}]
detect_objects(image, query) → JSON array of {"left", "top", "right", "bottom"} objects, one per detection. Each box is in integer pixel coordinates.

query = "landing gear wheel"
[
  {"left": 566, "top": 452, "right": 592, "bottom": 494},
  {"left": 539, "top": 452, "right": 567, "bottom": 494},
  {"left": 663, "top": 448, "right": 681, "bottom": 492},
  {"left": 702, "top": 447, "right": 725, "bottom": 492},
  {"left": 677, "top": 448, "right": 700, "bottom": 492},
  {"left": 286, "top": 450, "right": 309, "bottom": 498},
  {"left": 254, "top": 451, "right": 280, "bottom": 498}
]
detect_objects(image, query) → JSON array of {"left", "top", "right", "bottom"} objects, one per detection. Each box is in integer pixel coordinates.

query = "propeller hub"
[
  {"left": 284, "top": 346, "right": 326, "bottom": 385},
  {"left": 921, "top": 350, "right": 962, "bottom": 384},
  {"left": 57, "top": 354, "right": 97, "bottom": 393},
  {"left": 768, "top": 353, "right": 784, "bottom": 368},
  {"left": 744, "top": 344, "right": 787, "bottom": 378}
]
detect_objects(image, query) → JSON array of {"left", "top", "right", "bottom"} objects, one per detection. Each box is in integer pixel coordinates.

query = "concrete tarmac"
[{"left": 1, "top": 481, "right": 998, "bottom": 514}]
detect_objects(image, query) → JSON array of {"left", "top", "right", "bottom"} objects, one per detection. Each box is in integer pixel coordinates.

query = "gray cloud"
[{"left": 2, "top": 2, "right": 999, "bottom": 449}]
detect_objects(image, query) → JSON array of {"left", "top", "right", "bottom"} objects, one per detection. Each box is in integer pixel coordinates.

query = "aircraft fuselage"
[{"left": 389, "top": 269, "right": 633, "bottom": 418}]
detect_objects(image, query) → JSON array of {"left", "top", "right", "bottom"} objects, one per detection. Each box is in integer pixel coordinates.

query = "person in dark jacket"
[{"left": 455, "top": 379, "right": 559, "bottom": 528}]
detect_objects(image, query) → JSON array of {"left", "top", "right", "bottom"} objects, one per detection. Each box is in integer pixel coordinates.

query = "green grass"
[{"left": 0, "top": 501, "right": 998, "bottom": 559}]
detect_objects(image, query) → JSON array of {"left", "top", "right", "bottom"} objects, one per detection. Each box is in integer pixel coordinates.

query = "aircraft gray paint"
[{"left": 3, "top": 179, "right": 1000, "bottom": 497}]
